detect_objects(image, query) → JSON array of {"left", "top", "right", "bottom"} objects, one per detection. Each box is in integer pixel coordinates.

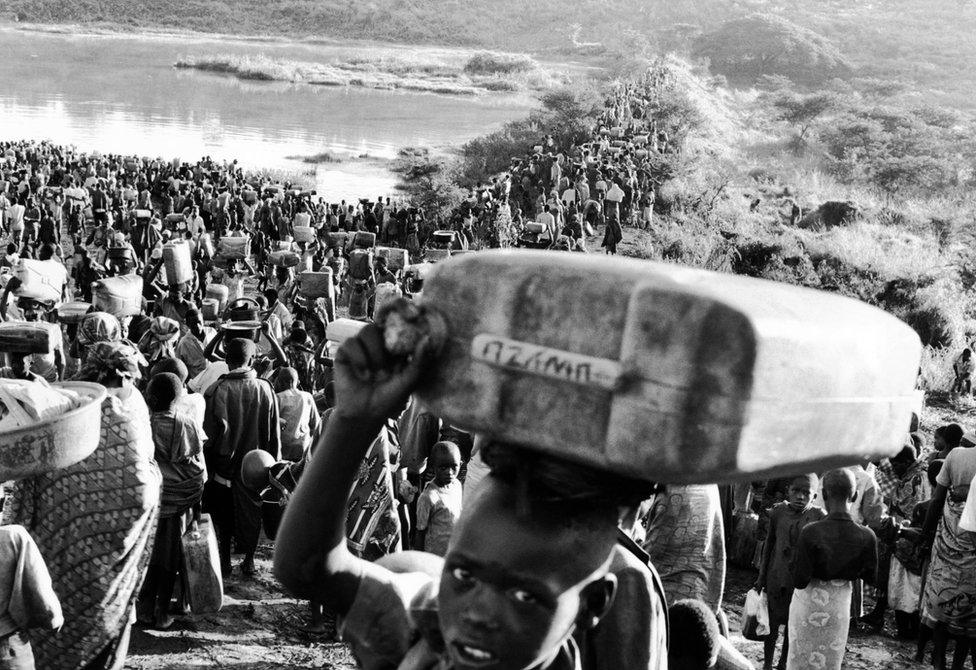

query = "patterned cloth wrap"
[
  {"left": 920, "top": 496, "right": 976, "bottom": 637},
  {"left": 1, "top": 387, "right": 161, "bottom": 669},
  {"left": 74, "top": 340, "right": 147, "bottom": 385},
  {"left": 787, "top": 578, "right": 853, "bottom": 670}
]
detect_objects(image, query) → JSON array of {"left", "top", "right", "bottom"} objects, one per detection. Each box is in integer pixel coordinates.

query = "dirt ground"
[{"left": 125, "top": 541, "right": 924, "bottom": 669}]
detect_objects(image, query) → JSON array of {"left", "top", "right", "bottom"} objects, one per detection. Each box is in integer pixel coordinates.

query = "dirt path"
[{"left": 124, "top": 542, "right": 357, "bottom": 670}]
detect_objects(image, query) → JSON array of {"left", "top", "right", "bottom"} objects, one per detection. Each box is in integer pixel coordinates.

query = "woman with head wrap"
[
  {"left": 65, "top": 311, "right": 121, "bottom": 379},
  {"left": 138, "top": 316, "right": 181, "bottom": 366},
  {"left": 2, "top": 340, "right": 161, "bottom": 669}
]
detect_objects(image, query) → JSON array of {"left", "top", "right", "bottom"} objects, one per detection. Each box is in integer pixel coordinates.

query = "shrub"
[{"left": 463, "top": 51, "right": 537, "bottom": 75}]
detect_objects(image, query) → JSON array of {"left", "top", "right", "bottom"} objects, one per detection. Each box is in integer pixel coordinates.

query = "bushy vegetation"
[
  {"left": 694, "top": 14, "right": 852, "bottom": 86},
  {"left": 463, "top": 52, "right": 536, "bottom": 75}
]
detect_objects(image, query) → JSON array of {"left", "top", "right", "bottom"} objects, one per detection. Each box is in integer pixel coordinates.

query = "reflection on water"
[{"left": 0, "top": 27, "right": 535, "bottom": 200}]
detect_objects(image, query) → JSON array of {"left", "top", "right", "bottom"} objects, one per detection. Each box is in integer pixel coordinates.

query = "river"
[{"left": 0, "top": 26, "right": 537, "bottom": 200}]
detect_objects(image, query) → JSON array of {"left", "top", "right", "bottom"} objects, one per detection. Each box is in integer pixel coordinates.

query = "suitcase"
[
  {"left": 180, "top": 513, "right": 223, "bottom": 614},
  {"left": 415, "top": 250, "right": 922, "bottom": 484}
]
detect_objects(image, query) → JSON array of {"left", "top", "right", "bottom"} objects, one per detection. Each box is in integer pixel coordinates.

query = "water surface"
[{"left": 0, "top": 27, "right": 535, "bottom": 199}]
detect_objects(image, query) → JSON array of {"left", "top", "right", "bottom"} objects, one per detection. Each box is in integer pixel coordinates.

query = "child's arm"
[
  {"left": 273, "top": 324, "right": 430, "bottom": 615},
  {"left": 414, "top": 490, "right": 432, "bottom": 552}
]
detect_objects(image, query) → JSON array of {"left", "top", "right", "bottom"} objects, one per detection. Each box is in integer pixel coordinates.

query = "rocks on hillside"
[{"left": 797, "top": 200, "right": 862, "bottom": 230}]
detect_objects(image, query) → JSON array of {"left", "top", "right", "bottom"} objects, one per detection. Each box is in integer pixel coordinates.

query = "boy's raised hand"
[{"left": 334, "top": 323, "right": 430, "bottom": 423}]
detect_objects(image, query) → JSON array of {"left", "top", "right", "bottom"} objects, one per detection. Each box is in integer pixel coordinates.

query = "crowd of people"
[
  {"left": 0, "top": 69, "right": 973, "bottom": 670},
  {"left": 452, "top": 69, "right": 679, "bottom": 255}
]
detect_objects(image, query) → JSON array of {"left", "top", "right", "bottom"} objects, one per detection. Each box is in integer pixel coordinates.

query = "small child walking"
[
  {"left": 787, "top": 469, "right": 878, "bottom": 670},
  {"left": 414, "top": 441, "right": 463, "bottom": 557},
  {"left": 755, "top": 474, "right": 825, "bottom": 670},
  {"left": 274, "top": 367, "right": 322, "bottom": 462}
]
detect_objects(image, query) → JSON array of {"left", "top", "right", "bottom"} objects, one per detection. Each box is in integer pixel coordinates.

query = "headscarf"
[
  {"left": 75, "top": 340, "right": 147, "bottom": 385},
  {"left": 77, "top": 311, "right": 122, "bottom": 348},
  {"left": 138, "top": 316, "right": 181, "bottom": 363}
]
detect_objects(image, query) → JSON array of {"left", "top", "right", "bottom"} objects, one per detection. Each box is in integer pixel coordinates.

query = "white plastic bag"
[{"left": 741, "top": 588, "right": 770, "bottom": 640}]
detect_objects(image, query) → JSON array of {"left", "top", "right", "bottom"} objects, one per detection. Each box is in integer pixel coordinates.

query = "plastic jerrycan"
[{"left": 413, "top": 250, "right": 922, "bottom": 485}]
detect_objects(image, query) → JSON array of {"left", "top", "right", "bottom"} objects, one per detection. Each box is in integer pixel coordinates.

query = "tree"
[
  {"left": 694, "top": 14, "right": 852, "bottom": 85},
  {"left": 771, "top": 90, "right": 839, "bottom": 141}
]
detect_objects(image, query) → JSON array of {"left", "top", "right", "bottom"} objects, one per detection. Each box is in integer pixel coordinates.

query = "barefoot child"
[
  {"left": 273, "top": 323, "right": 668, "bottom": 670},
  {"left": 755, "top": 474, "right": 825, "bottom": 670},
  {"left": 414, "top": 441, "right": 463, "bottom": 557},
  {"left": 788, "top": 469, "right": 878, "bottom": 670}
]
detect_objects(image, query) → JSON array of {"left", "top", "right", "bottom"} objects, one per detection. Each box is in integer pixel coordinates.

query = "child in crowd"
[
  {"left": 952, "top": 348, "right": 974, "bottom": 394},
  {"left": 788, "top": 469, "right": 878, "bottom": 670},
  {"left": 274, "top": 367, "right": 321, "bottom": 462},
  {"left": 414, "top": 441, "right": 463, "bottom": 557},
  {"left": 755, "top": 473, "right": 825, "bottom": 670},
  {"left": 273, "top": 324, "right": 667, "bottom": 670},
  {"left": 0, "top": 525, "right": 63, "bottom": 669},
  {"left": 138, "top": 372, "right": 206, "bottom": 629}
]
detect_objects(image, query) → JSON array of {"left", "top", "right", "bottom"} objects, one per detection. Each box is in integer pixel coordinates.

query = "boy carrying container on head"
[{"left": 273, "top": 323, "right": 668, "bottom": 670}]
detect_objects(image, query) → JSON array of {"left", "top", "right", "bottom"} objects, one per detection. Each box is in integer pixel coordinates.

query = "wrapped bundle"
[
  {"left": 269, "top": 250, "right": 300, "bottom": 268},
  {"left": 376, "top": 246, "right": 410, "bottom": 272},
  {"left": 293, "top": 225, "right": 315, "bottom": 244},
  {"left": 92, "top": 275, "right": 143, "bottom": 318},
  {"left": 0, "top": 380, "right": 80, "bottom": 431},
  {"left": 12, "top": 259, "right": 66, "bottom": 304},
  {"left": 300, "top": 270, "right": 334, "bottom": 300},
  {"left": 57, "top": 301, "right": 93, "bottom": 324},
  {"left": 413, "top": 250, "right": 923, "bottom": 484},
  {"left": 0, "top": 322, "right": 60, "bottom": 354},
  {"left": 217, "top": 236, "right": 250, "bottom": 260},
  {"left": 0, "top": 381, "right": 105, "bottom": 480},
  {"left": 352, "top": 232, "right": 376, "bottom": 249}
]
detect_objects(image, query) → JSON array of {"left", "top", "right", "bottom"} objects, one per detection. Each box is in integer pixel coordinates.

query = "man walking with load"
[{"left": 203, "top": 338, "right": 281, "bottom": 577}]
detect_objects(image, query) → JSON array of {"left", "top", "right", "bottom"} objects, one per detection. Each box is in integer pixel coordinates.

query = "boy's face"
[
  {"left": 438, "top": 482, "right": 615, "bottom": 670},
  {"left": 787, "top": 480, "right": 813, "bottom": 511},
  {"left": 434, "top": 449, "right": 460, "bottom": 486}
]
